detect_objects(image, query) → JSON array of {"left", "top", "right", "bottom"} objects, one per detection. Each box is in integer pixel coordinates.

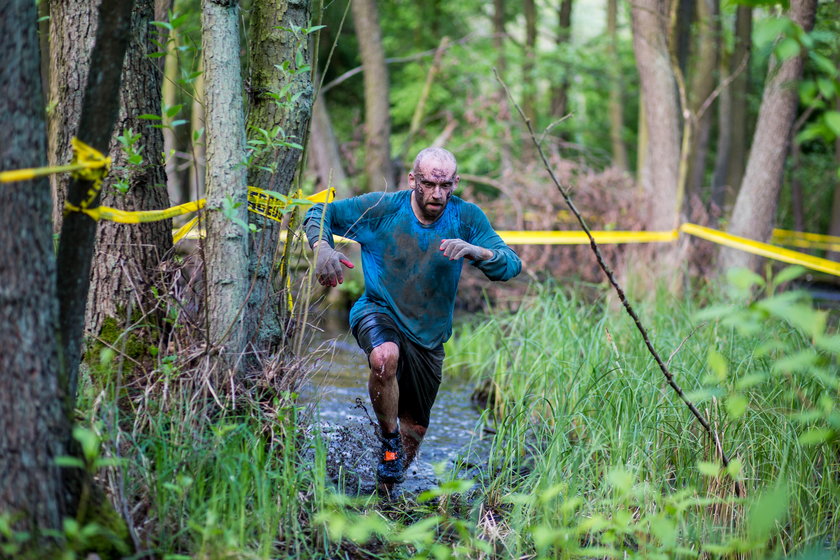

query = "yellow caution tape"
[
  {"left": 771, "top": 228, "right": 840, "bottom": 252},
  {"left": 497, "top": 230, "right": 679, "bottom": 245},
  {"left": 0, "top": 138, "right": 110, "bottom": 185},
  {"left": 679, "top": 223, "right": 840, "bottom": 277},
  {"left": 496, "top": 224, "right": 839, "bottom": 277}
]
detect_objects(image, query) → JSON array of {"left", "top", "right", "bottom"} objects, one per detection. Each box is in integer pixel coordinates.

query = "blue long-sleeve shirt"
[{"left": 304, "top": 190, "right": 521, "bottom": 349}]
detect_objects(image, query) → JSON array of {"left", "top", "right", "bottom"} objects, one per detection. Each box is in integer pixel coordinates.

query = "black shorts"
[{"left": 352, "top": 313, "right": 444, "bottom": 428}]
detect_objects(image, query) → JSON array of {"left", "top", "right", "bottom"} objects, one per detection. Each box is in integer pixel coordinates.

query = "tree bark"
[
  {"left": 351, "top": 0, "right": 393, "bottom": 191},
  {"left": 86, "top": 0, "right": 174, "bottom": 340},
  {"left": 244, "top": 0, "right": 314, "bottom": 356},
  {"left": 522, "top": 0, "right": 538, "bottom": 127},
  {"left": 309, "top": 90, "right": 348, "bottom": 195},
  {"left": 0, "top": 0, "right": 65, "bottom": 535},
  {"left": 47, "top": 0, "right": 99, "bottom": 232},
  {"left": 202, "top": 0, "right": 249, "bottom": 371},
  {"left": 828, "top": 97, "right": 840, "bottom": 262},
  {"left": 720, "top": 0, "right": 817, "bottom": 272},
  {"left": 686, "top": 0, "right": 718, "bottom": 199},
  {"left": 550, "top": 0, "right": 573, "bottom": 121},
  {"left": 191, "top": 55, "right": 207, "bottom": 201},
  {"left": 725, "top": 5, "right": 752, "bottom": 205},
  {"left": 606, "top": 0, "right": 628, "bottom": 170},
  {"left": 631, "top": 0, "right": 681, "bottom": 231},
  {"left": 162, "top": 23, "right": 183, "bottom": 203}
]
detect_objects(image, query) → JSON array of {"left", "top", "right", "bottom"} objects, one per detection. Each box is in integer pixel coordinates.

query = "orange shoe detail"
[{"left": 384, "top": 451, "right": 398, "bottom": 462}]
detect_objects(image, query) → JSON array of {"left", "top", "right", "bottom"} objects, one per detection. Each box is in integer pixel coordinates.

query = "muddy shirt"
[{"left": 304, "top": 190, "right": 521, "bottom": 349}]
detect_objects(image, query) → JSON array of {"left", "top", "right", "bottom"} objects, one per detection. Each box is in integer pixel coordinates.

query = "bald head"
[{"left": 413, "top": 147, "right": 457, "bottom": 175}]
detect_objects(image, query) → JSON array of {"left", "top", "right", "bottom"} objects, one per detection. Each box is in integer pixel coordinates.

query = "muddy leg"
[
  {"left": 368, "top": 342, "right": 399, "bottom": 434},
  {"left": 399, "top": 414, "right": 427, "bottom": 468}
]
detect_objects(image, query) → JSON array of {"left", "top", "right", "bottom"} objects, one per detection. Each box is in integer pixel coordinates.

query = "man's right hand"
[{"left": 314, "top": 242, "right": 354, "bottom": 287}]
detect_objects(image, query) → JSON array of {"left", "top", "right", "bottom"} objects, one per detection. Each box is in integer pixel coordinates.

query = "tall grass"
[
  {"left": 70, "top": 275, "right": 836, "bottom": 559},
  {"left": 443, "top": 278, "right": 838, "bottom": 557}
]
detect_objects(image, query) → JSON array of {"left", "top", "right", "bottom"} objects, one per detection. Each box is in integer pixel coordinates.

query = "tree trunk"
[
  {"left": 244, "top": 0, "right": 314, "bottom": 356},
  {"left": 686, "top": 0, "right": 718, "bottom": 199},
  {"left": 309, "top": 88, "right": 348, "bottom": 195},
  {"left": 0, "top": 0, "right": 65, "bottom": 535},
  {"left": 720, "top": 0, "right": 817, "bottom": 272},
  {"left": 191, "top": 55, "right": 206, "bottom": 201},
  {"left": 710, "top": 41, "right": 731, "bottom": 211},
  {"left": 163, "top": 23, "right": 183, "bottom": 203},
  {"left": 522, "top": 0, "right": 538, "bottom": 127},
  {"left": 606, "top": 0, "right": 628, "bottom": 170},
  {"left": 202, "top": 0, "right": 249, "bottom": 371},
  {"left": 86, "top": 0, "right": 174, "bottom": 341},
  {"left": 493, "top": 0, "right": 513, "bottom": 172},
  {"left": 828, "top": 97, "right": 840, "bottom": 262},
  {"left": 724, "top": 5, "right": 752, "bottom": 205},
  {"left": 351, "top": 0, "right": 393, "bottom": 191},
  {"left": 631, "top": 0, "right": 681, "bottom": 231},
  {"left": 47, "top": 0, "right": 99, "bottom": 232},
  {"left": 550, "top": 0, "right": 573, "bottom": 121}
]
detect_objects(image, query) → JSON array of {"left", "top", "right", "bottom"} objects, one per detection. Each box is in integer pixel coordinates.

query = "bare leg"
[
  {"left": 399, "top": 414, "right": 427, "bottom": 468},
  {"left": 368, "top": 342, "right": 399, "bottom": 435}
]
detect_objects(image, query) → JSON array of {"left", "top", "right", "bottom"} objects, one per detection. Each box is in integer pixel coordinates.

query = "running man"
[{"left": 304, "top": 147, "right": 521, "bottom": 484}]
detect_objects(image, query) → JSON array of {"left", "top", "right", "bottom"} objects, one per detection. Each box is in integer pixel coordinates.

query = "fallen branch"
[{"left": 495, "top": 69, "right": 743, "bottom": 497}]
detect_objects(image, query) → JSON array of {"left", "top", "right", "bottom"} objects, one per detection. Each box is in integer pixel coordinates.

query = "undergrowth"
[{"left": 50, "top": 268, "right": 837, "bottom": 559}]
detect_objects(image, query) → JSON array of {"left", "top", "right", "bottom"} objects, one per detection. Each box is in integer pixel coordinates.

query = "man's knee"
[{"left": 369, "top": 342, "right": 399, "bottom": 380}]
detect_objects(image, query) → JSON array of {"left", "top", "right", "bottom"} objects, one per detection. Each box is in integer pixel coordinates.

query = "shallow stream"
[{"left": 300, "top": 317, "right": 489, "bottom": 496}]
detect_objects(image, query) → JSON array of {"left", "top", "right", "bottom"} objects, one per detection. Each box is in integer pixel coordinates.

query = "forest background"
[{"left": 0, "top": 0, "right": 838, "bottom": 557}]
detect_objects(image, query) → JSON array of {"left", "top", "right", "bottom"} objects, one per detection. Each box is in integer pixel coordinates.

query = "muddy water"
[{"left": 300, "top": 320, "right": 489, "bottom": 496}]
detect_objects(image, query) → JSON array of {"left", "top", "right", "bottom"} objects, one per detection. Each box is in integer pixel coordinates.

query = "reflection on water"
[{"left": 300, "top": 318, "right": 488, "bottom": 495}]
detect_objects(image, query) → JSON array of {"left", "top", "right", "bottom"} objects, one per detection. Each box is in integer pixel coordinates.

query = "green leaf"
[
  {"left": 753, "top": 17, "right": 792, "bottom": 49},
  {"left": 735, "top": 373, "right": 767, "bottom": 390},
  {"left": 809, "top": 51, "right": 839, "bottom": 77},
  {"left": 707, "top": 349, "right": 728, "bottom": 382},
  {"left": 774, "top": 37, "right": 801, "bottom": 61},
  {"left": 817, "top": 79, "right": 837, "bottom": 100},
  {"left": 726, "top": 458, "right": 743, "bottom": 479},
  {"left": 395, "top": 516, "right": 440, "bottom": 545},
  {"left": 726, "top": 393, "right": 749, "bottom": 419},
  {"left": 747, "top": 483, "right": 788, "bottom": 542},
  {"left": 824, "top": 111, "right": 840, "bottom": 137},
  {"left": 138, "top": 113, "right": 162, "bottom": 120},
  {"left": 607, "top": 467, "right": 634, "bottom": 494},
  {"left": 757, "top": 294, "right": 826, "bottom": 338},
  {"left": 697, "top": 461, "right": 721, "bottom": 477},
  {"left": 72, "top": 426, "right": 100, "bottom": 464},
  {"left": 772, "top": 349, "right": 818, "bottom": 374},
  {"left": 54, "top": 456, "right": 85, "bottom": 469},
  {"left": 815, "top": 334, "right": 840, "bottom": 354},
  {"left": 770, "top": 265, "right": 806, "bottom": 289},
  {"left": 727, "top": 267, "right": 765, "bottom": 292},
  {"left": 799, "top": 428, "right": 833, "bottom": 445}
]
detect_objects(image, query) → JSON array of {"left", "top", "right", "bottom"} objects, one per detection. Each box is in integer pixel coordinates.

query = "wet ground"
[{"left": 300, "top": 322, "right": 489, "bottom": 496}]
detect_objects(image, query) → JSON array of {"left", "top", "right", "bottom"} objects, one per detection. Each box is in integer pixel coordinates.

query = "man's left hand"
[{"left": 439, "top": 239, "right": 492, "bottom": 261}]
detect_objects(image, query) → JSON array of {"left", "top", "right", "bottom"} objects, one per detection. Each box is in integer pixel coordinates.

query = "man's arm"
[
  {"left": 453, "top": 203, "right": 522, "bottom": 281},
  {"left": 303, "top": 201, "right": 356, "bottom": 286}
]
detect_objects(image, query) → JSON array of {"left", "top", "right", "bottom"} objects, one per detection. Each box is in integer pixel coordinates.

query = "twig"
[{"left": 495, "top": 69, "right": 743, "bottom": 498}]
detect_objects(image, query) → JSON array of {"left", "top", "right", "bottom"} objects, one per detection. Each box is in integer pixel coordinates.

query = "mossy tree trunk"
[
  {"left": 0, "top": 0, "right": 66, "bottom": 535},
  {"left": 720, "top": 0, "right": 817, "bottom": 272},
  {"left": 244, "top": 0, "right": 314, "bottom": 357},
  {"left": 86, "top": 0, "right": 174, "bottom": 342},
  {"left": 201, "top": 0, "right": 250, "bottom": 374}
]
